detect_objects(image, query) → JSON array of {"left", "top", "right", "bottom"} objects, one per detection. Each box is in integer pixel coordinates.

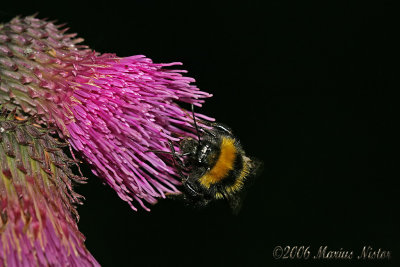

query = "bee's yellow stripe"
[
  {"left": 215, "top": 157, "right": 250, "bottom": 199},
  {"left": 199, "top": 137, "right": 237, "bottom": 188}
]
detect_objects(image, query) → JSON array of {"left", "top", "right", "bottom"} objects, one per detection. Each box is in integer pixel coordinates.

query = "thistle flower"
[
  {"left": 0, "top": 112, "right": 98, "bottom": 266},
  {"left": 0, "top": 15, "right": 212, "bottom": 210}
]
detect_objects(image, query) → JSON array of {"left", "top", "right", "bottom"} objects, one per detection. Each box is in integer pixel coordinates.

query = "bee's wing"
[
  {"left": 227, "top": 193, "right": 245, "bottom": 215},
  {"left": 199, "top": 120, "right": 234, "bottom": 136},
  {"left": 246, "top": 156, "right": 264, "bottom": 177},
  {"left": 228, "top": 157, "right": 263, "bottom": 215}
]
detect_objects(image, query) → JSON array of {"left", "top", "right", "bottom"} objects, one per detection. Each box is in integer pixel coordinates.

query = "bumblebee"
[
  {"left": 149, "top": 106, "right": 261, "bottom": 213},
  {"left": 175, "top": 122, "right": 260, "bottom": 213}
]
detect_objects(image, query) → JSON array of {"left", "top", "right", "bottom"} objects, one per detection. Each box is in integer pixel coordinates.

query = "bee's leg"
[{"left": 183, "top": 179, "right": 203, "bottom": 197}]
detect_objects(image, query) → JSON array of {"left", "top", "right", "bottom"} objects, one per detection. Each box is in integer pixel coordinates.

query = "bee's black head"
[{"left": 179, "top": 137, "right": 198, "bottom": 156}]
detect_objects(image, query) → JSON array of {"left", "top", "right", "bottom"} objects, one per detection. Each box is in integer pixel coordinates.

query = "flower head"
[
  {"left": 0, "top": 112, "right": 98, "bottom": 266},
  {"left": 0, "top": 15, "right": 212, "bottom": 210}
]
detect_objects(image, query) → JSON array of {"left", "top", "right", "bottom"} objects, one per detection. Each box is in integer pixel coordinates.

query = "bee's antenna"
[
  {"left": 145, "top": 149, "right": 190, "bottom": 157},
  {"left": 191, "top": 104, "right": 201, "bottom": 143},
  {"left": 145, "top": 150, "right": 175, "bottom": 155}
]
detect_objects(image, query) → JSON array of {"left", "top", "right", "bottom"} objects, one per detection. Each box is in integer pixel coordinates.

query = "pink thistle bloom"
[
  {"left": 0, "top": 15, "right": 212, "bottom": 211},
  {"left": 0, "top": 113, "right": 98, "bottom": 266}
]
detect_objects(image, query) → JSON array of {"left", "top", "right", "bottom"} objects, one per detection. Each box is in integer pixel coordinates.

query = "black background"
[{"left": 1, "top": 1, "right": 397, "bottom": 266}]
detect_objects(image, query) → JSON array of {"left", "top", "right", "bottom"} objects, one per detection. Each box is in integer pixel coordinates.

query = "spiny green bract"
[{"left": 0, "top": 111, "right": 97, "bottom": 266}]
